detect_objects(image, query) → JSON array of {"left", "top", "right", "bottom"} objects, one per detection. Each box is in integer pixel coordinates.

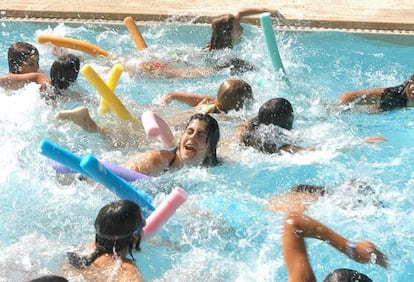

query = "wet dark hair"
[
  {"left": 379, "top": 84, "right": 408, "bottom": 111},
  {"left": 29, "top": 275, "right": 68, "bottom": 282},
  {"left": 323, "top": 268, "right": 372, "bottom": 282},
  {"left": 240, "top": 98, "right": 294, "bottom": 154},
  {"left": 50, "top": 54, "right": 80, "bottom": 90},
  {"left": 7, "top": 42, "right": 39, "bottom": 74},
  {"left": 67, "top": 200, "right": 145, "bottom": 269},
  {"left": 257, "top": 98, "right": 294, "bottom": 130},
  {"left": 184, "top": 113, "right": 220, "bottom": 166},
  {"left": 291, "top": 184, "right": 326, "bottom": 196},
  {"left": 379, "top": 74, "right": 414, "bottom": 111},
  {"left": 215, "top": 58, "right": 256, "bottom": 75},
  {"left": 208, "top": 14, "right": 236, "bottom": 50}
]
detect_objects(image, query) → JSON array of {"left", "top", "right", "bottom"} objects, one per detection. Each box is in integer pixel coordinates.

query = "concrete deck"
[{"left": 1, "top": 0, "right": 414, "bottom": 32}]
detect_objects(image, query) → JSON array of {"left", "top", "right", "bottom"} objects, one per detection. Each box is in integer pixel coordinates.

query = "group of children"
[{"left": 2, "top": 9, "right": 404, "bottom": 281}]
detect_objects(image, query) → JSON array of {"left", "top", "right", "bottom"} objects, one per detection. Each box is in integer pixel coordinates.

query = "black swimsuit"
[
  {"left": 379, "top": 83, "right": 408, "bottom": 111},
  {"left": 168, "top": 147, "right": 178, "bottom": 167}
]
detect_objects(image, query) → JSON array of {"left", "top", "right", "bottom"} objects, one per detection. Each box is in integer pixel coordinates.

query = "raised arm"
[
  {"left": 235, "top": 8, "right": 283, "bottom": 19},
  {"left": 0, "top": 72, "right": 50, "bottom": 90},
  {"left": 337, "top": 88, "right": 385, "bottom": 105},
  {"left": 282, "top": 212, "right": 388, "bottom": 282},
  {"left": 160, "top": 91, "right": 215, "bottom": 107}
]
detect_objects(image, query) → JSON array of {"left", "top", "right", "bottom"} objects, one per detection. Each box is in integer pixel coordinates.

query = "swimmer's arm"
[
  {"left": 124, "top": 150, "right": 173, "bottom": 176},
  {"left": 337, "top": 88, "right": 384, "bottom": 105},
  {"left": 279, "top": 144, "right": 315, "bottom": 154},
  {"left": 283, "top": 212, "right": 388, "bottom": 274},
  {"left": 0, "top": 72, "right": 50, "bottom": 90},
  {"left": 363, "top": 135, "right": 387, "bottom": 144},
  {"left": 160, "top": 92, "right": 214, "bottom": 107}
]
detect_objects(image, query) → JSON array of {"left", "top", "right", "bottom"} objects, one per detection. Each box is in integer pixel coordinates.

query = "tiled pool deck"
[{"left": 1, "top": 0, "right": 414, "bottom": 32}]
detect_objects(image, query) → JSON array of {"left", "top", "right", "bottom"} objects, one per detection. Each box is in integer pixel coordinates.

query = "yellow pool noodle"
[
  {"left": 98, "top": 63, "right": 124, "bottom": 115},
  {"left": 80, "top": 64, "right": 142, "bottom": 128},
  {"left": 38, "top": 34, "right": 111, "bottom": 57},
  {"left": 124, "top": 16, "right": 148, "bottom": 50}
]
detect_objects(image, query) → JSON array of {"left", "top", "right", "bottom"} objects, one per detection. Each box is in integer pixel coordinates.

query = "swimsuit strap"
[{"left": 168, "top": 147, "right": 178, "bottom": 167}]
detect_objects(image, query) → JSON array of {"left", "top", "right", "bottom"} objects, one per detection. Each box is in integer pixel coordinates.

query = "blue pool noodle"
[
  {"left": 260, "top": 13, "right": 286, "bottom": 74},
  {"left": 39, "top": 139, "right": 154, "bottom": 217},
  {"left": 80, "top": 154, "right": 155, "bottom": 218},
  {"left": 39, "top": 139, "right": 92, "bottom": 178}
]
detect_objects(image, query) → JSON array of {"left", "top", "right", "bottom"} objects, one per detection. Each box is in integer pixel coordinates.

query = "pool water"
[{"left": 1, "top": 19, "right": 414, "bottom": 281}]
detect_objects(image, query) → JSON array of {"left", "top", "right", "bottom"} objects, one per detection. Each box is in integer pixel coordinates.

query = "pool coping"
[
  {"left": 1, "top": 1, "right": 414, "bottom": 34},
  {"left": 3, "top": 15, "right": 414, "bottom": 36}
]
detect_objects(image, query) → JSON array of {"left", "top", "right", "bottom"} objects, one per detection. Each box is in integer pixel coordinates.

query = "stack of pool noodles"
[{"left": 39, "top": 139, "right": 187, "bottom": 238}]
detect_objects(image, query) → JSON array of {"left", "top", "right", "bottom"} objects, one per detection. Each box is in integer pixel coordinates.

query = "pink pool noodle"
[
  {"left": 141, "top": 110, "right": 175, "bottom": 148},
  {"left": 143, "top": 186, "right": 188, "bottom": 239}
]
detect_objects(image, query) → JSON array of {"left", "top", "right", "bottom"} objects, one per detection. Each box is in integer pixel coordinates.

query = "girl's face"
[
  {"left": 231, "top": 20, "right": 243, "bottom": 42},
  {"left": 405, "top": 78, "right": 414, "bottom": 104},
  {"left": 179, "top": 119, "right": 210, "bottom": 166}
]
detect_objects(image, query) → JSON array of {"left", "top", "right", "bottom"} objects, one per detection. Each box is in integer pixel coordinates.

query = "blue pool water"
[{"left": 1, "top": 19, "right": 414, "bottom": 281}]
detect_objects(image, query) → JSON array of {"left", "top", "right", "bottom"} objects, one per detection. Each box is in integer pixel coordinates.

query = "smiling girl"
[{"left": 124, "top": 113, "right": 220, "bottom": 176}]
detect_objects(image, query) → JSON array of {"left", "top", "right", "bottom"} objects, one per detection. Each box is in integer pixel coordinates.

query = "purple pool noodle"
[{"left": 50, "top": 159, "right": 150, "bottom": 182}]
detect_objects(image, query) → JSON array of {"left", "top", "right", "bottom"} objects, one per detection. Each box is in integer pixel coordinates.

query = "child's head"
[
  {"left": 208, "top": 14, "right": 238, "bottom": 50},
  {"left": 323, "top": 268, "right": 372, "bottom": 282},
  {"left": 67, "top": 200, "right": 146, "bottom": 269},
  {"left": 257, "top": 98, "right": 294, "bottom": 130},
  {"left": 403, "top": 73, "right": 414, "bottom": 103},
  {"left": 180, "top": 113, "right": 220, "bottom": 166},
  {"left": 216, "top": 79, "right": 253, "bottom": 112},
  {"left": 50, "top": 54, "right": 80, "bottom": 90},
  {"left": 94, "top": 200, "right": 146, "bottom": 254},
  {"left": 29, "top": 275, "right": 68, "bottom": 282},
  {"left": 8, "top": 42, "right": 39, "bottom": 74},
  {"left": 240, "top": 98, "right": 294, "bottom": 154}
]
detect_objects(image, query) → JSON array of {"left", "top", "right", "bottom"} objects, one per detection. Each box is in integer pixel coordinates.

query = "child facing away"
[{"left": 64, "top": 200, "right": 146, "bottom": 281}]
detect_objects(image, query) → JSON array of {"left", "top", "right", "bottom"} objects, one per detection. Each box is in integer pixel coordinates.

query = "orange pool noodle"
[
  {"left": 38, "top": 34, "right": 111, "bottom": 57},
  {"left": 124, "top": 16, "right": 148, "bottom": 50}
]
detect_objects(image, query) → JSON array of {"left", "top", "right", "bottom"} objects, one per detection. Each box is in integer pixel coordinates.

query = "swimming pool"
[{"left": 1, "top": 19, "right": 414, "bottom": 281}]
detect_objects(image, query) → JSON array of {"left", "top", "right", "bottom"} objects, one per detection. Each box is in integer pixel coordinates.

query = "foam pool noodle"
[
  {"left": 143, "top": 186, "right": 188, "bottom": 239},
  {"left": 39, "top": 139, "right": 92, "bottom": 178},
  {"left": 124, "top": 16, "right": 148, "bottom": 50},
  {"left": 260, "top": 13, "right": 286, "bottom": 75},
  {"left": 80, "top": 64, "right": 142, "bottom": 129},
  {"left": 80, "top": 154, "right": 155, "bottom": 218},
  {"left": 98, "top": 63, "right": 124, "bottom": 115},
  {"left": 141, "top": 110, "right": 175, "bottom": 148},
  {"left": 38, "top": 34, "right": 111, "bottom": 57}
]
